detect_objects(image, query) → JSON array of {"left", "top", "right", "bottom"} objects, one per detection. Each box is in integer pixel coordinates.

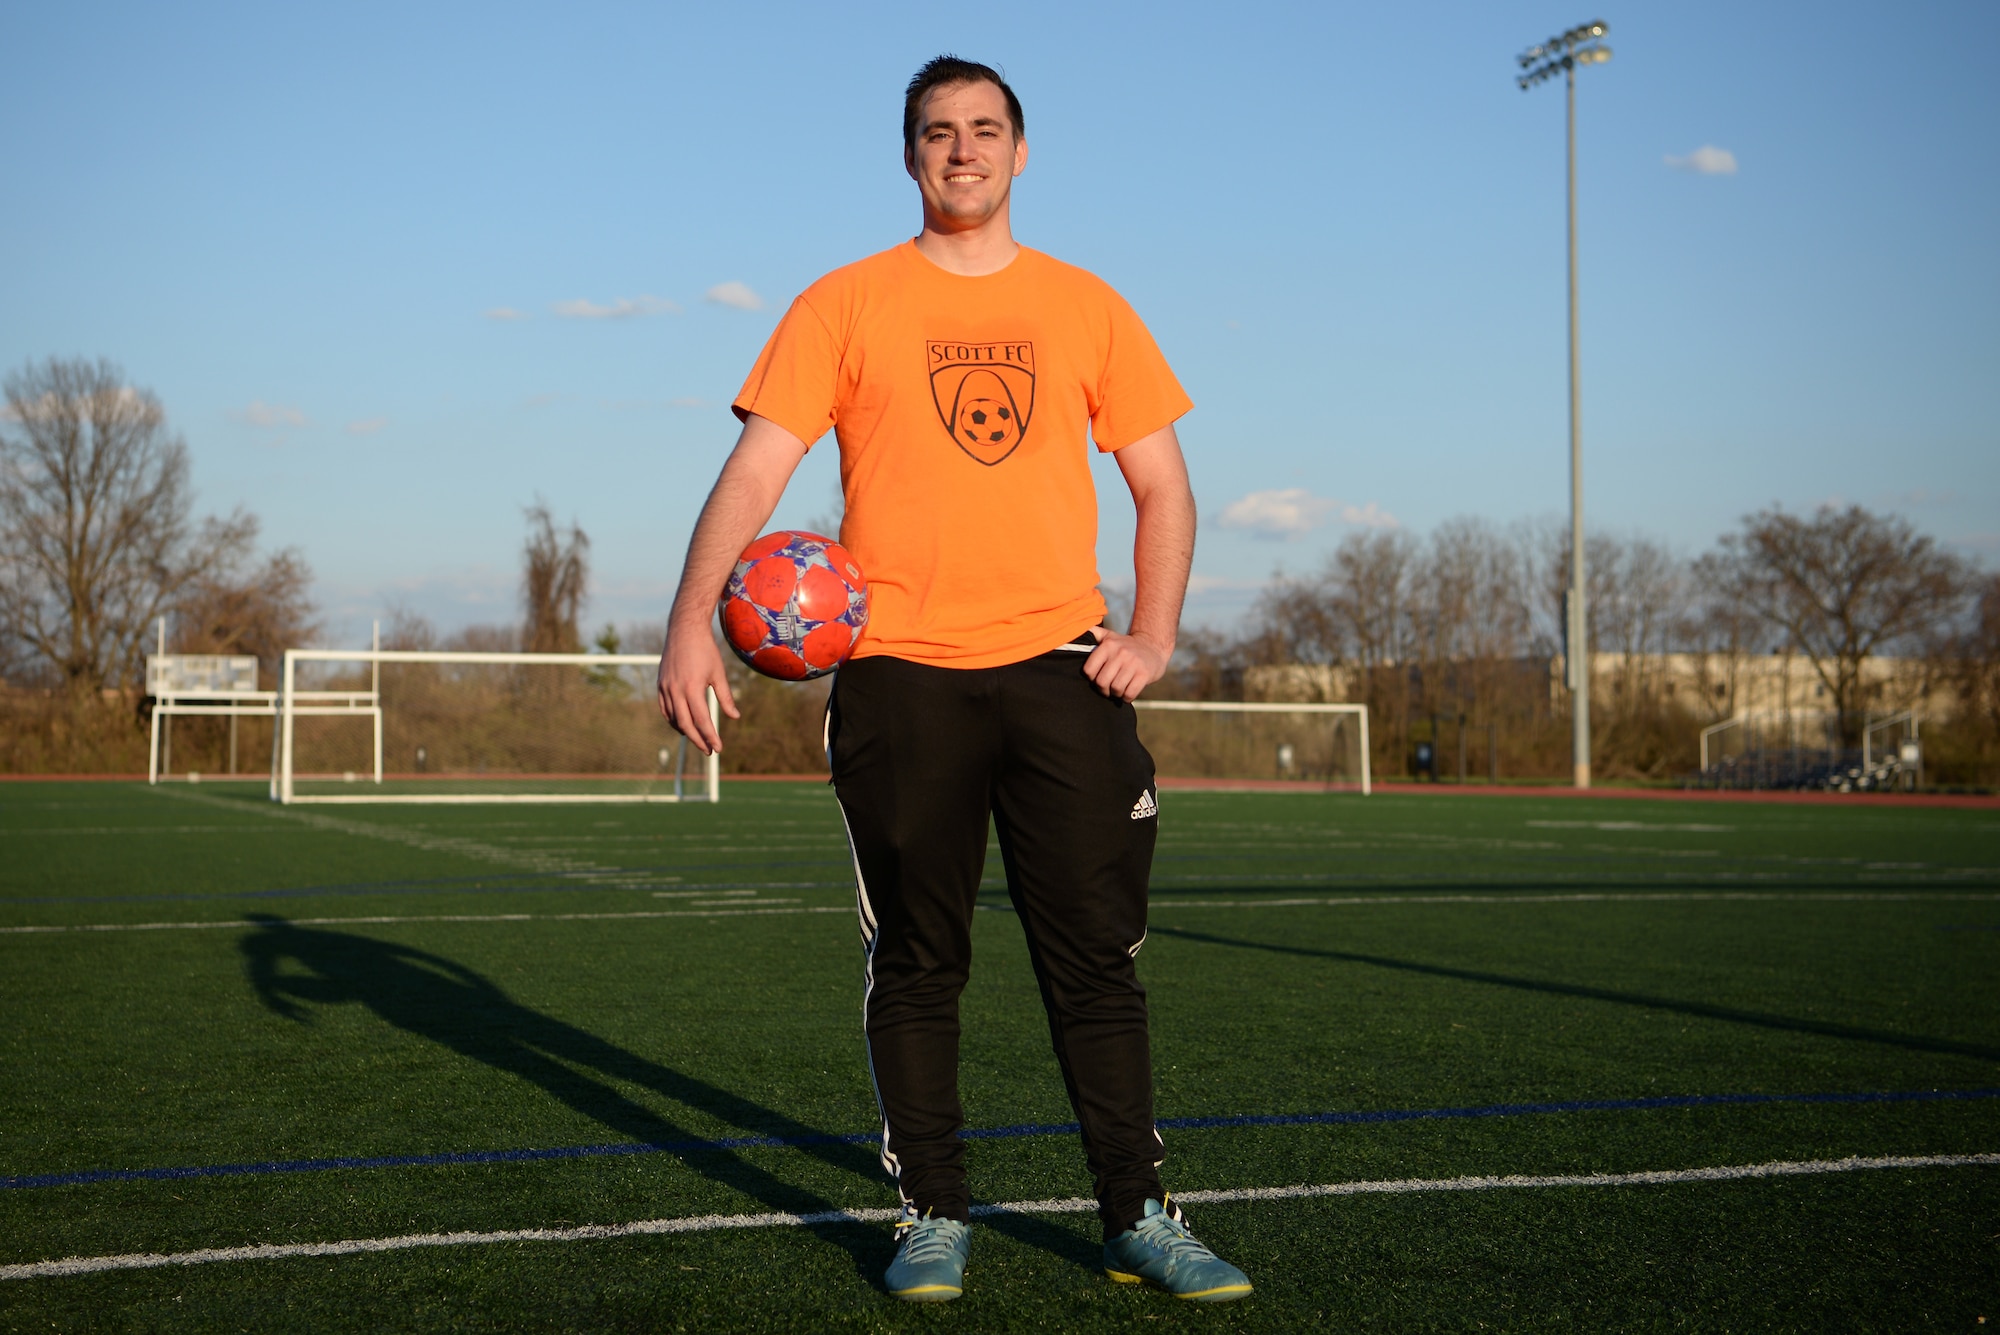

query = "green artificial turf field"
[{"left": 1, "top": 779, "right": 1996, "bottom": 1332}]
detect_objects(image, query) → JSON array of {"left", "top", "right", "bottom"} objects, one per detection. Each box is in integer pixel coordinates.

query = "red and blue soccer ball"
[{"left": 719, "top": 530, "right": 869, "bottom": 680}]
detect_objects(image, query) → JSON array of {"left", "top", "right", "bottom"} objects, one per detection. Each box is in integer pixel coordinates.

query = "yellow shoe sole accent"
[
  {"left": 889, "top": 1283, "right": 962, "bottom": 1302},
  {"left": 1175, "top": 1283, "right": 1254, "bottom": 1302},
  {"left": 1103, "top": 1270, "right": 1253, "bottom": 1302}
]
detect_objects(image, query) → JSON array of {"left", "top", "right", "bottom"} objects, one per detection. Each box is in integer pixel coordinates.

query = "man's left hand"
[{"left": 1082, "top": 627, "right": 1171, "bottom": 702}]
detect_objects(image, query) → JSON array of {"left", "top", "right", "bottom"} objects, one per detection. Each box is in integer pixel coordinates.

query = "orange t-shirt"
[{"left": 733, "top": 240, "right": 1191, "bottom": 669}]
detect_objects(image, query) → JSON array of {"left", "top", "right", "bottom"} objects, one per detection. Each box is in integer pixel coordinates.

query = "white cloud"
[
  {"left": 1185, "top": 573, "right": 1264, "bottom": 595},
  {"left": 1337, "top": 500, "right": 1399, "bottom": 529},
  {"left": 236, "top": 400, "right": 306, "bottom": 429},
  {"left": 1665, "top": 145, "right": 1738, "bottom": 175},
  {"left": 484, "top": 307, "right": 528, "bottom": 321},
  {"left": 704, "top": 281, "right": 765, "bottom": 311},
  {"left": 551, "top": 295, "right": 678, "bottom": 320},
  {"left": 1219, "top": 488, "right": 1335, "bottom": 537},
  {"left": 346, "top": 417, "right": 388, "bottom": 436},
  {"left": 1216, "top": 489, "right": 1399, "bottom": 539}
]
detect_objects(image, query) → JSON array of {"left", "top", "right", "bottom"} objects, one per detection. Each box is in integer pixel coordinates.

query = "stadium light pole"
[{"left": 1518, "top": 20, "right": 1611, "bottom": 789}]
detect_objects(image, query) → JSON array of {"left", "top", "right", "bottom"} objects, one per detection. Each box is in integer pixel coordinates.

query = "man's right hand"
[
  {"left": 651, "top": 412, "right": 811, "bottom": 757},
  {"left": 656, "top": 626, "right": 739, "bottom": 756}
]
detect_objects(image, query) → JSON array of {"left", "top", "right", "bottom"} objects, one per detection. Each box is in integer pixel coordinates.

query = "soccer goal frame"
[
  {"left": 269, "top": 648, "right": 720, "bottom": 805},
  {"left": 1132, "top": 700, "right": 1371, "bottom": 795}
]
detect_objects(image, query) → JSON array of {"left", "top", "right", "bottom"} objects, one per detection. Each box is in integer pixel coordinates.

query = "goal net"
[
  {"left": 271, "top": 650, "right": 718, "bottom": 804},
  {"left": 1133, "top": 701, "right": 1370, "bottom": 794}
]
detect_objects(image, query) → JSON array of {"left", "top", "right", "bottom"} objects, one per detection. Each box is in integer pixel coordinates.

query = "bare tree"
[
  {"left": 1949, "top": 573, "right": 2000, "bottom": 735},
  {"left": 1532, "top": 520, "right": 1622, "bottom": 665},
  {"left": 1418, "top": 519, "right": 1529, "bottom": 666},
  {"left": 1328, "top": 528, "right": 1420, "bottom": 672},
  {"left": 1243, "top": 528, "right": 1423, "bottom": 769},
  {"left": 172, "top": 544, "right": 320, "bottom": 685},
  {"left": 1695, "top": 505, "right": 1971, "bottom": 744},
  {"left": 380, "top": 606, "right": 439, "bottom": 652},
  {"left": 1242, "top": 528, "right": 1419, "bottom": 670},
  {"left": 522, "top": 501, "right": 589, "bottom": 653},
  {"left": 1685, "top": 593, "right": 1769, "bottom": 720},
  {"left": 0, "top": 357, "right": 252, "bottom": 693},
  {"left": 1597, "top": 537, "right": 1690, "bottom": 702},
  {"left": 1244, "top": 570, "right": 1340, "bottom": 667},
  {"left": 1598, "top": 539, "right": 1686, "bottom": 657}
]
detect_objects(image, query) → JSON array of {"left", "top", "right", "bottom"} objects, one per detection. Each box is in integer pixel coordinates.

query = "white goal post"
[
  {"left": 270, "top": 649, "right": 719, "bottom": 805},
  {"left": 1132, "top": 701, "right": 1371, "bottom": 795}
]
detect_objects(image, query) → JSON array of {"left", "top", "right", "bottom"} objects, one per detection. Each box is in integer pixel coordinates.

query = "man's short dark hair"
[{"left": 903, "top": 55, "right": 1024, "bottom": 157}]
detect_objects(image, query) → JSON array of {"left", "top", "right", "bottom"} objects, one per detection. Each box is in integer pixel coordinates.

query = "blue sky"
[{"left": 3, "top": 1, "right": 1995, "bottom": 645}]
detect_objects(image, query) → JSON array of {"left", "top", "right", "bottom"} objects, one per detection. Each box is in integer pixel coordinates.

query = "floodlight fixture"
[
  {"left": 1515, "top": 19, "right": 1613, "bottom": 789},
  {"left": 1515, "top": 19, "right": 1612, "bottom": 91}
]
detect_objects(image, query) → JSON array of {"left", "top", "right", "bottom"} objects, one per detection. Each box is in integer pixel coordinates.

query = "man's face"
[{"left": 905, "top": 80, "right": 1027, "bottom": 229}]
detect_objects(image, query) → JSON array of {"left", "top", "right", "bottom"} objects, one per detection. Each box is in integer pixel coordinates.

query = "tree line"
[{"left": 1160, "top": 509, "right": 1994, "bottom": 784}]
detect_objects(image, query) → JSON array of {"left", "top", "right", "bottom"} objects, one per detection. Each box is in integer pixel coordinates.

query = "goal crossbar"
[{"left": 271, "top": 649, "right": 719, "bottom": 805}]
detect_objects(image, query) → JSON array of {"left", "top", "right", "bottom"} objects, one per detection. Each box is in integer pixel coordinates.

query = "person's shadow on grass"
[
  {"left": 237, "top": 914, "right": 1102, "bottom": 1285},
  {"left": 239, "top": 914, "right": 915, "bottom": 1282}
]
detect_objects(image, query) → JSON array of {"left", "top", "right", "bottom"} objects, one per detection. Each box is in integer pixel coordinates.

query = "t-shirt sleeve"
[
  {"left": 731, "top": 295, "right": 840, "bottom": 448},
  {"left": 1089, "top": 292, "right": 1193, "bottom": 452}
]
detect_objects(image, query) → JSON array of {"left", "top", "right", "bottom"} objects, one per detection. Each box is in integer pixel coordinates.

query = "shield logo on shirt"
[{"left": 927, "top": 340, "right": 1035, "bottom": 466}]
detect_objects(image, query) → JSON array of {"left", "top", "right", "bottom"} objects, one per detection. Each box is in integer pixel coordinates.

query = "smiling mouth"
[{"left": 944, "top": 173, "right": 984, "bottom": 184}]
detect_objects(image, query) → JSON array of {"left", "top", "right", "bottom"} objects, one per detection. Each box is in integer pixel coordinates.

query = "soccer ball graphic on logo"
[
  {"left": 718, "top": 530, "right": 869, "bottom": 680},
  {"left": 957, "top": 397, "right": 1016, "bottom": 448}
]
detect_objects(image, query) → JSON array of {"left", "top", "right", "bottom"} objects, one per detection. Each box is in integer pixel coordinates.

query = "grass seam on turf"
[
  {"left": 147, "top": 785, "right": 609, "bottom": 876},
  {"left": 6, "top": 1153, "right": 1994, "bottom": 1282},
  {"left": 8, "top": 890, "right": 1999, "bottom": 935},
  {"left": 9, "top": 1086, "right": 1995, "bottom": 1191}
]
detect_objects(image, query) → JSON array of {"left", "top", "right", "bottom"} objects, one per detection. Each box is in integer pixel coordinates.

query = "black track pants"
[{"left": 828, "top": 645, "right": 1162, "bottom": 1237}]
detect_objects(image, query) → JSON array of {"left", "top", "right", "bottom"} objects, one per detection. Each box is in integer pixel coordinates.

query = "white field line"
[
  {"left": 5, "top": 1153, "right": 1992, "bottom": 1281},
  {"left": 1143, "top": 890, "right": 2000, "bottom": 910},
  {"left": 0, "top": 826, "right": 297, "bottom": 837},
  {"left": 0, "top": 908, "right": 852, "bottom": 935},
  {"left": 6, "top": 890, "right": 1998, "bottom": 936}
]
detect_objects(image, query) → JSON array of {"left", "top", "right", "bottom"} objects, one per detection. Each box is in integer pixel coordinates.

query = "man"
[{"left": 656, "top": 55, "right": 1250, "bottom": 1305}]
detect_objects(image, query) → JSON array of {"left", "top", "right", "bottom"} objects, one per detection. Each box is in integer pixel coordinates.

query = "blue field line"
[{"left": 6, "top": 1086, "right": 1995, "bottom": 1192}]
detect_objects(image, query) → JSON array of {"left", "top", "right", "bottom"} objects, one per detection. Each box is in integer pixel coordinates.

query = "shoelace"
[
  {"left": 895, "top": 1216, "right": 963, "bottom": 1264},
  {"left": 1130, "top": 1211, "right": 1220, "bottom": 1265}
]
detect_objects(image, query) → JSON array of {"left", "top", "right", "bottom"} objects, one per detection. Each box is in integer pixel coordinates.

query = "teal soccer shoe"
[
  {"left": 884, "top": 1207, "right": 971, "bottom": 1302},
  {"left": 1104, "top": 1197, "right": 1253, "bottom": 1302}
]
